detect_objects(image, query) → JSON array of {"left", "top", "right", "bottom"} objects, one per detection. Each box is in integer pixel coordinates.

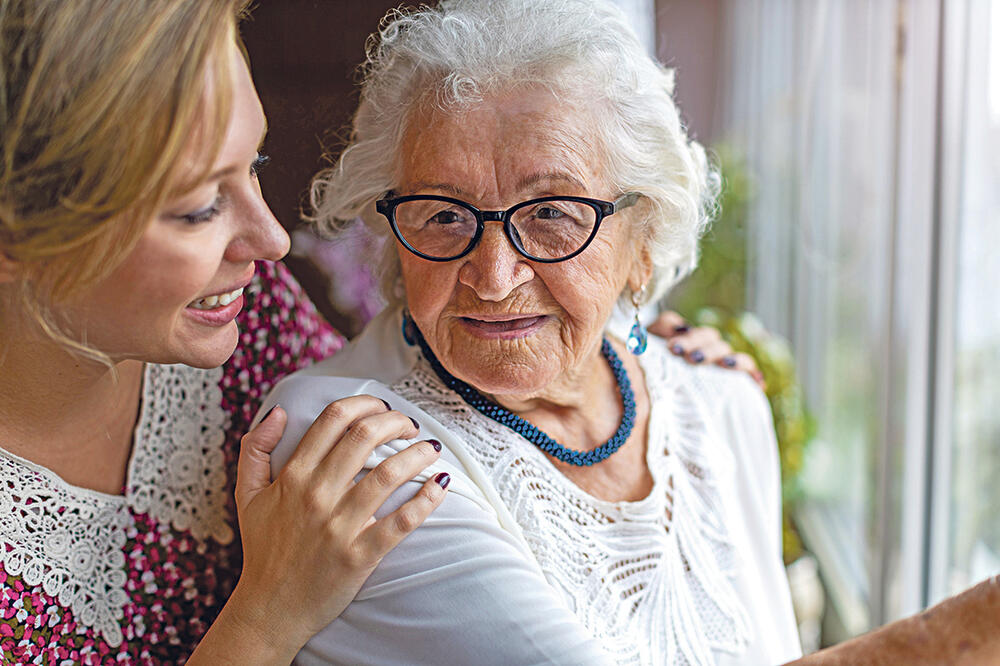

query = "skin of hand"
[
  {"left": 784, "top": 575, "right": 1000, "bottom": 666},
  {"left": 648, "top": 310, "right": 766, "bottom": 390},
  {"left": 187, "top": 398, "right": 450, "bottom": 665}
]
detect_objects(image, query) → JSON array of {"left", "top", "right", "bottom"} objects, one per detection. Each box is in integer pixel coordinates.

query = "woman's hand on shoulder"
[
  {"left": 190, "top": 398, "right": 449, "bottom": 664},
  {"left": 648, "top": 310, "right": 765, "bottom": 390}
]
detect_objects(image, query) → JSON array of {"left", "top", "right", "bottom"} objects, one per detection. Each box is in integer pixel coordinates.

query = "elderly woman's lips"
[{"left": 460, "top": 315, "right": 547, "bottom": 337}]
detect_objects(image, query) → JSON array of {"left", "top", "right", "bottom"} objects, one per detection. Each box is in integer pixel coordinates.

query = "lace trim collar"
[
  {"left": 127, "top": 363, "right": 233, "bottom": 545},
  {"left": 0, "top": 363, "right": 231, "bottom": 647},
  {"left": 391, "top": 340, "right": 750, "bottom": 665}
]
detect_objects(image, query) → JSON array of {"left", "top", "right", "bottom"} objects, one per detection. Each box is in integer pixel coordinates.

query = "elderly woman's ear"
[{"left": 627, "top": 244, "right": 654, "bottom": 296}]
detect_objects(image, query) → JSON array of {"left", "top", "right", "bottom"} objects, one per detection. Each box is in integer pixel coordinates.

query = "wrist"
[{"left": 213, "top": 581, "right": 308, "bottom": 662}]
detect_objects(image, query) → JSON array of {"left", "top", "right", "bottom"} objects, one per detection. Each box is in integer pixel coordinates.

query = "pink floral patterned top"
[{"left": 0, "top": 261, "right": 343, "bottom": 664}]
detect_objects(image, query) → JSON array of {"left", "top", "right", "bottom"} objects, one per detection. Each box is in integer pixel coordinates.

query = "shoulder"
[
  {"left": 644, "top": 336, "right": 773, "bottom": 435},
  {"left": 644, "top": 338, "right": 779, "bottom": 502}
]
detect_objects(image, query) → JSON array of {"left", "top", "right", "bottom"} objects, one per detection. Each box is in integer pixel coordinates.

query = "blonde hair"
[
  {"left": 0, "top": 0, "right": 250, "bottom": 361},
  {"left": 309, "top": 0, "right": 718, "bottom": 308}
]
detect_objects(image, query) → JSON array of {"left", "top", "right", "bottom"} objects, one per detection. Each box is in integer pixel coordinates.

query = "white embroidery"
[
  {"left": 0, "top": 363, "right": 231, "bottom": 647},
  {"left": 127, "top": 364, "right": 233, "bottom": 545},
  {"left": 392, "top": 342, "right": 750, "bottom": 666},
  {"left": 0, "top": 454, "right": 130, "bottom": 648}
]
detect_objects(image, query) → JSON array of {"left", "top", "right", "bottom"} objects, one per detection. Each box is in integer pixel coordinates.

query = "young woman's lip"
[{"left": 183, "top": 293, "right": 244, "bottom": 327}]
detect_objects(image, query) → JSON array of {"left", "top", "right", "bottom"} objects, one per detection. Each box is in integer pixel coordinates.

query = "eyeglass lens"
[{"left": 392, "top": 198, "right": 599, "bottom": 260}]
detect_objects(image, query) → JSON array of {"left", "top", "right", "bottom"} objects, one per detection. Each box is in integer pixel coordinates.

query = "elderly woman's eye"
[
  {"left": 535, "top": 206, "right": 567, "bottom": 220},
  {"left": 429, "top": 210, "right": 464, "bottom": 225}
]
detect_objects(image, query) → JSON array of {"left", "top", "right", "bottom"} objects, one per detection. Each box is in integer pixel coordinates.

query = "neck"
[{"left": 0, "top": 322, "right": 144, "bottom": 494}]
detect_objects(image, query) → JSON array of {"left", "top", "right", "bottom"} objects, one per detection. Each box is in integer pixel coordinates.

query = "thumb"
[{"left": 236, "top": 405, "right": 287, "bottom": 511}]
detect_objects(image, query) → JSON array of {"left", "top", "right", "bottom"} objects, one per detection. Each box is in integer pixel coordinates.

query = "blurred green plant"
[{"left": 668, "top": 145, "right": 816, "bottom": 564}]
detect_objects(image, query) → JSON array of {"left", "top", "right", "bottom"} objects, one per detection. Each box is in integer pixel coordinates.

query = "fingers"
[
  {"left": 358, "top": 471, "right": 451, "bottom": 557},
  {"left": 236, "top": 405, "right": 287, "bottom": 512},
  {"left": 312, "top": 408, "right": 423, "bottom": 491},
  {"left": 666, "top": 325, "right": 722, "bottom": 362},
  {"left": 281, "top": 395, "right": 416, "bottom": 476},
  {"left": 682, "top": 338, "right": 731, "bottom": 365},
  {"left": 339, "top": 438, "right": 443, "bottom": 528},
  {"left": 648, "top": 309, "right": 686, "bottom": 338},
  {"left": 721, "top": 352, "right": 766, "bottom": 390},
  {"left": 650, "top": 313, "right": 766, "bottom": 389}
]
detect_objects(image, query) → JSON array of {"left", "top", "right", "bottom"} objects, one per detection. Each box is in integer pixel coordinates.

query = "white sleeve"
[
  {"left": 716, "top": 373, "right": 803, "bottom": 665},
  {"left": 258, "top": 375, "right": 612, "bottom": 666},
  {"left": 294, "top": 478, "right": 613, "bottom": 666}
]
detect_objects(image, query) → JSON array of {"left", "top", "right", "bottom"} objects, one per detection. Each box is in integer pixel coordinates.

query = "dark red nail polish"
[
  {"left": 673, "top": 324, "right": 690, "bottom": 334},
  {"left": 429, "top": 439, "right": 442, "bottom": 452},
  {"left": 410, "top": 416, "right": 420, "bottom": 430},
  {"left": 380, "top": 399, "right": 392, "bottom": 411},
  {"left": 434, "top": 472, "right": 451, "bottom": 489},
  {"left": 261, "top": 404, "right": 278, "bottom": 421}
]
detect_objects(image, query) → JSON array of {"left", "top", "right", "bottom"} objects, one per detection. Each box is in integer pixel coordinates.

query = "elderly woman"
[{"left": 264, "top": 0, "right": 800, "bottom": 664}]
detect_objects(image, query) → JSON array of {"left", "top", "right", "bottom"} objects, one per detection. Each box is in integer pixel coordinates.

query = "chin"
[
  {"left": 450, "top": 356, "right": 554, "bottom": 398},
  {"left": 171, "top": 324, "right": 240, "bottom": 369}
]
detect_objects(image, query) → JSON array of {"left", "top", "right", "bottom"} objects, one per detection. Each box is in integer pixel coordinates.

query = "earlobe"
[{"left": 628, "top": 245, "right": 654, "bottom": 293}]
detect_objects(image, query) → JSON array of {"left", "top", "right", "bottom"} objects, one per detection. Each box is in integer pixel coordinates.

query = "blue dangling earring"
[{"left": 626, "top": 285, "right": 648, "bottom": 355}]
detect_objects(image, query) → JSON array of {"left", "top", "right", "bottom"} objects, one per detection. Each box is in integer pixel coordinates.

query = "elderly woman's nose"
[{"left": 457, "top": 223, "right": 534, "bottom": 300}]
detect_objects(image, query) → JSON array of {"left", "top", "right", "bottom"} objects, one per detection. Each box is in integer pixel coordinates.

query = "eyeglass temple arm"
[{"left": 613, "top": 192, "right": 640, "bottom": 212}]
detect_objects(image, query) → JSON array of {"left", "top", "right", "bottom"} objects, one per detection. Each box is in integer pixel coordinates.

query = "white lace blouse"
[{"left": 263, "top": 307, "right": 802, "bottom": 666}]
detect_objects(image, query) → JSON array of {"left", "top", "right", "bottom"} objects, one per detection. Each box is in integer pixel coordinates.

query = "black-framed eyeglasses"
[{"left": 375, "top": 192, "right": 640, "bottom": 263}]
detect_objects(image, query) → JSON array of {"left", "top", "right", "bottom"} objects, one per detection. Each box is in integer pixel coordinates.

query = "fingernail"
[
  {"left": 434, "top": 472, "right": 451, "bottom": 489},
  {"left": 673, "top": 324, "right": 690, "bottom": 334},
  {"left": 261, "top": 404, "right": 279, "bottom": 421},
  {"left": 428, "top": 439, "right": 442, "bottom": 452},
  {"left": 691, "top": 350, "right": 705, "bottom": 363},
  {"left": 723, "top": 355, "right": 737, "bottom": 368},
  {"left": 380, "top": 399, "right": 392, "bottom": 411},
  {"left": 671, "top": 344, "right": 684, "bottom": 355},
  {"left": 409, "top": 416, "right": 420, "bottom": 430}
]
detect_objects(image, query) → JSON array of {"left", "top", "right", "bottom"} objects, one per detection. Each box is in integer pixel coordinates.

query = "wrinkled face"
[
  {"left": 56, "top": 41, "right": 289, "bottom": 368},
  {"left": 397, "top": 87, "right": 650, "bottom": 399}
]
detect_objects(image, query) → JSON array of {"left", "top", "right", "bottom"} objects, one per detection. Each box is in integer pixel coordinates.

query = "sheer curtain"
[
  {"left": 717, "top": 1, "right": 898, "bottom": 635},
  {"left": 714, "top": 0, "right": 999, "bottom": 640}
]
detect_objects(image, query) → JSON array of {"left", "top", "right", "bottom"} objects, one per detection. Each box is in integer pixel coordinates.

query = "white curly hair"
[{"left": 308, "top": 0, "right": 718, "bottom": 307}]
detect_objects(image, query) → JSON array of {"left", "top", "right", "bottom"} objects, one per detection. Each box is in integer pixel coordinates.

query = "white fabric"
[
  {"left": 0, "top": 363, "right": 230, "bottom": 647},
  {"left": 263, "top": 307, "right": 802, "bottom": 665}
]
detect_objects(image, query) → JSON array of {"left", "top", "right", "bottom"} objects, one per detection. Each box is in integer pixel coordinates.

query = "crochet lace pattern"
[
  {"left": 0, "top": 364, "right": 228, "bottom": 647},
  {"left": 391, "top": 341, "right": 751, "bottom": 666}
]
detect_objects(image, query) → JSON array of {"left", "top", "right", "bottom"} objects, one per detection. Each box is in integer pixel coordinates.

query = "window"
[{"left": 712, "top": 0, "right": 1000, "bottom": 641}]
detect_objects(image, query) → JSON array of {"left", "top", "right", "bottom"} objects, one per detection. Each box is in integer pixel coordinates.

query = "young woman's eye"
[
  {"left": 179, "top": 195, "right": 224, "bottom": 225},
  {"left": 250, "top": 153, "right": 270, "bottom": 179}
]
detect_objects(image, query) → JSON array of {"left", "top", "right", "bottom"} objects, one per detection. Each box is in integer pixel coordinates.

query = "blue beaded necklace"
[{"left": 403, "top": 314, "right": 636, "bottom": 466}]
